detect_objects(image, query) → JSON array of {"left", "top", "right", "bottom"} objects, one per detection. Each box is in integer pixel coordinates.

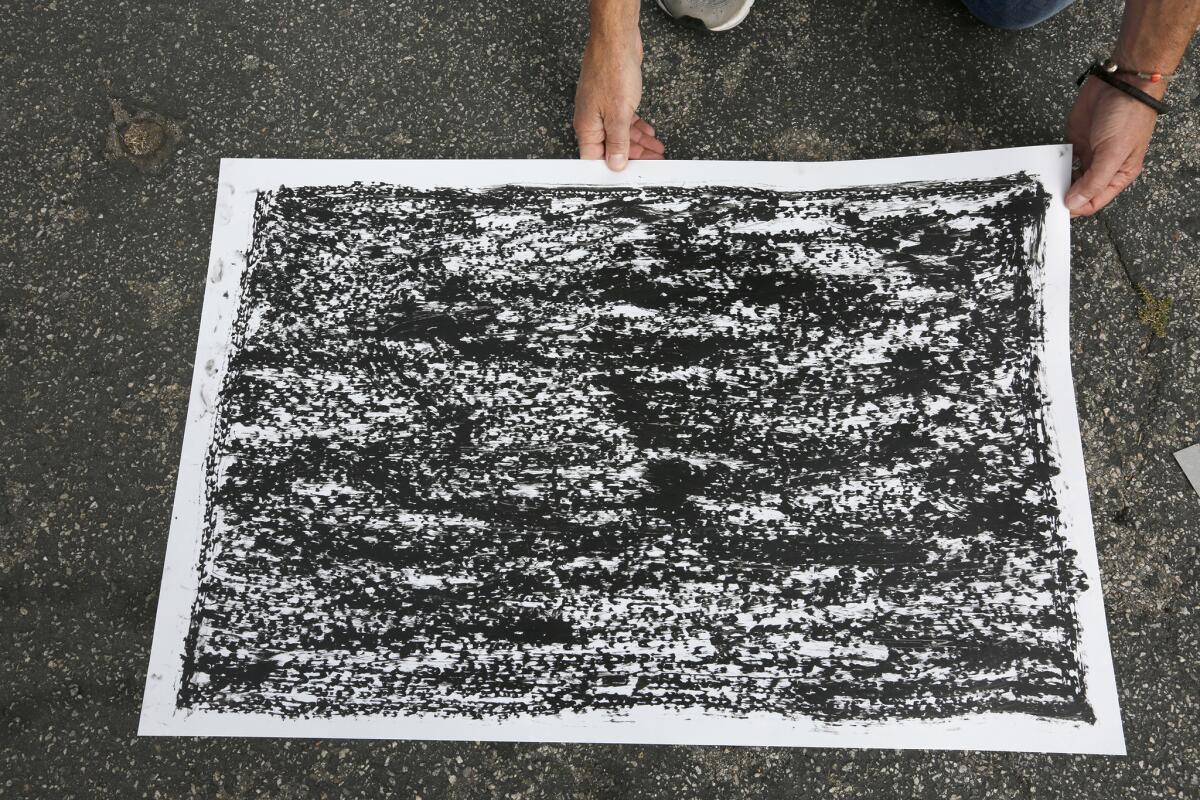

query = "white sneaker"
[{"left": 655, "top": 0, "right": 755, "bottom": 31}]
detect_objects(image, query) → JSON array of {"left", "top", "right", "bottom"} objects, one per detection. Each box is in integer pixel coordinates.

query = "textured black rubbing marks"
[{"left": 177, "top": 175, "right": 1094, "bottom": 724}]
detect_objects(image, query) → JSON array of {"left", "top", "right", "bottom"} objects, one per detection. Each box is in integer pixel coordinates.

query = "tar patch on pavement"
[{"left": 105, "top": 97, "right": 182, "bottom": 173}]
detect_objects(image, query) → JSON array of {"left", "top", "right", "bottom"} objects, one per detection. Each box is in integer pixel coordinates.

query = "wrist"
[
  {"left": 589, "top": 0, "right": 642, "bottom": 49},
  {"left": 1110, "top": 48, "right": 1178, "bottom": 100},
  {"left": 588, "top": 27, "right": 642, "bottom": 63},
  {"left": 1104, "top": 61, "right": 1170, "bottom": 100},
  {"left": 1123, "top": 75, "right": 1169, "bottom": 100}
]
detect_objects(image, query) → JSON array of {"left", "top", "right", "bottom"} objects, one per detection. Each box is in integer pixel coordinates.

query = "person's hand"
[
  {"left": 574, "top": 30, "right": 664, "bottom": 170},
  {"left": 1064, "top": 75, "right": 1162, "bottom": 217}
]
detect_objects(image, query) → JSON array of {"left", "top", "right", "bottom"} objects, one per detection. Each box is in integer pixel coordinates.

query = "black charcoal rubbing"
[{"left": 178, "top": 175, "right": 1094, "bottom": 724}]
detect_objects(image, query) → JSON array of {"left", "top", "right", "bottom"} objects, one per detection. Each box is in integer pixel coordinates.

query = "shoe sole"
[{"left": 655, "top": 0, "right": 755, "bottom": 31}]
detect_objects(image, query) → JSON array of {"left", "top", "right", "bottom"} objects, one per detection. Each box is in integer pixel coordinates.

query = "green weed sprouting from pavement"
[{"left": 1135, "top": 284, "right": 1172, "bottom": 338}]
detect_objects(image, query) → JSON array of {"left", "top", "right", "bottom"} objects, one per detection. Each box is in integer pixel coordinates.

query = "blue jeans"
[{"left": 961, "top": 0, "right": 1076, "bottom": 29}]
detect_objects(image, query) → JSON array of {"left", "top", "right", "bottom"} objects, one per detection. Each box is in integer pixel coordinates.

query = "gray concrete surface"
[{"left": 1, "top": 0, "right": 1197, "bottom": 797}]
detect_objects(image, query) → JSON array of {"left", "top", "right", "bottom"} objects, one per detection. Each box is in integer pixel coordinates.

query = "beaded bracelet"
[
  {"left": 1076, "top": 61, "right": 1172, "bottom": 115},
  {"left": 1096, "top": 58, "right": 1177, "bottom": 84}
]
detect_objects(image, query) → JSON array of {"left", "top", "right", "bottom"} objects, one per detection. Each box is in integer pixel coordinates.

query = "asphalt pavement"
[{"left": 1, "top": 0, "right": 1197, "bottom": 797}]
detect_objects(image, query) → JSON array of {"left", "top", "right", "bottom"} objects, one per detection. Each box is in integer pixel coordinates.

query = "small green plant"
[{"left": 1135, "top": 283, "right": 1172, "bottom": 339}]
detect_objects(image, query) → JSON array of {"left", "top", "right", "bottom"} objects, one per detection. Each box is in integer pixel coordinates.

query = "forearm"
[
  {"left": 1113, "top": 0, "right": 1200, "bottom": 82},
  {"left": 589, "top": 0, "right": 642, "bottom": 43}
]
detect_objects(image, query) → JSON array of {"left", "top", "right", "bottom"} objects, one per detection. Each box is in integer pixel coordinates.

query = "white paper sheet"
[{"left": 140, "top": 147, "right": 1123, "bottom": 753}]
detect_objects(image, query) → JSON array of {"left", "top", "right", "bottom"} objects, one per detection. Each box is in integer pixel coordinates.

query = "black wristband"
[{"left": 1077, "top": 62, "right": 1172, "bottom": 114}]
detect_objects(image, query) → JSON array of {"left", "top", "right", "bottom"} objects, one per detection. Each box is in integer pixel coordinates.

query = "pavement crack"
[
  {"left": 1094, "top": 217, "right": 1174, "bottom": 529},
  {"left": 1098, "top": 215, "right": 1139, "bottom": 294}
]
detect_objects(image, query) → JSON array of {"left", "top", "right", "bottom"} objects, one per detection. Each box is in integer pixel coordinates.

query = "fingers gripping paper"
[{"left": 140, "top": 149, "right": 1123, "bottom": 753}]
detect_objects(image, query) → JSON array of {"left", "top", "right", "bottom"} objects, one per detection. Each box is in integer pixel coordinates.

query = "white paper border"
[{"left": 139, "top": 147, "right": 1123, "bottom": 754}]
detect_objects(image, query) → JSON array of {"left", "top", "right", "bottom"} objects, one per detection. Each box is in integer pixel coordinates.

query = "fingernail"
[
  {"left": 1065, "top": 193, "right": 1086, "bottom": 211},
  {"left": 608, "top": 154, "right": 628, "bottom": 171}
]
